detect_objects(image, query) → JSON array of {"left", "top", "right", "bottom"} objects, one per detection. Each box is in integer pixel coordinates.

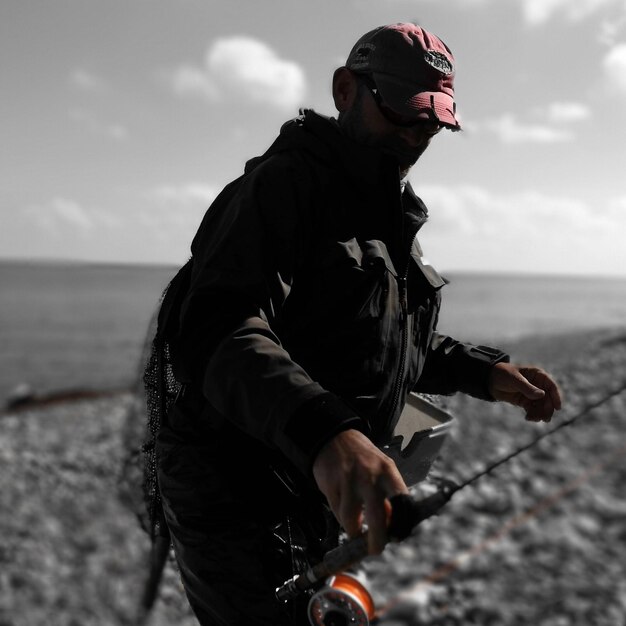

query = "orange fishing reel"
[
  {"left": 276, "top": 491, "right": 456, "bottom": 624},
  {"left": 307, "top": 572, "right": 375, "bottom": 626}
]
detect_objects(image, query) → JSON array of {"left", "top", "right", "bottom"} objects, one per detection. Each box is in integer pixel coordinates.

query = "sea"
[{"left": 2, "top": 260, "right": 626, "bottom": 403}]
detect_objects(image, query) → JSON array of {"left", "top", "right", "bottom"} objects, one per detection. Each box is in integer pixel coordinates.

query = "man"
[{"left": 155, "top": 23, "right": 562, "bottom": 625}]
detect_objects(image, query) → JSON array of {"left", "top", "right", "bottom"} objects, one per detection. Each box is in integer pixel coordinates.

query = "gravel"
[{"left": 1, "top": 327, "right": 625, "bottom": 626}]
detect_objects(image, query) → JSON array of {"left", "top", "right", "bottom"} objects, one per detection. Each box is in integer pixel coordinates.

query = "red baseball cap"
[{"left": 346, "top": 23, "right": 460, "bottom": 129}]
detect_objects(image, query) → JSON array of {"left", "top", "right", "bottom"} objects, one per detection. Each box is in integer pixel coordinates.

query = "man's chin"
[{"left": 383, "top": 149, "right": 420, "bottom": 170}]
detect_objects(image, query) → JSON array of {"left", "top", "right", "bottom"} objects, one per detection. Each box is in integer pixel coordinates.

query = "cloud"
[
  {"left": 599, "top": 12, "right": 626, "bottom": 46},
  {"left": 375, "top": 0, "right": 625, "bottom": 26},
  {"left": 52, "top": 199, "right": 94, "bottom": 231},
  {"left": 379, "top": 0, "right": 624, "bottom": 25},
  {"left": 167, "top": 65, "right": 220, "bottom": 100},
  {"left": 608, "top": 194, "right": 626, "bottom": 212},
  {"left": 419, "top": 185, "right": 604, "bottom": 236},
  {"left": 69, "top": 108, "right": 129, "bottom": 141},
  {"left": 24, "top": 198, "right": 97, "bottom": 234},
  {"left": 17, "top": 186, "right": 216, "bottom": 263},
  {"left": 483, "top": 113, "right": 574, "bottom": 143},
  {"left": 414, "top": 184, "right": 626, "bottom": 274},
  {"left": 165, "top": 36, "right": 306, "bottom": 111},
  {"left": 519, "top": 0, "right": 621, "bottom": 25},
  {"left": 536, "top": 102, "right": 592, "bottom": 124},
  {"left": 603, "top": 43, "right": 626, "bottom": 94},
  {"left": 466, "top": 101, "right": 589, "bottom": 143},
  {"left": 139, "top": 184, "right": 218, "bottom": 244},
  {"left": 150, "top": 183, "right": 219, "bottom": 208},
  {"left": 69, "top": 69, "right": 108, "bottom": 92}
]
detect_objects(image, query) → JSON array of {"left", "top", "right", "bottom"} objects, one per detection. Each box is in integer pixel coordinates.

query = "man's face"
[{"left": 339, "top": 78, "right": 440, "bottom": 178}]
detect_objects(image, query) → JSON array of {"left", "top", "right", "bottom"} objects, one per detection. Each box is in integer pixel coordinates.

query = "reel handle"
[{"left": 276, "top": 485, "right": 457, "bottom": 603}]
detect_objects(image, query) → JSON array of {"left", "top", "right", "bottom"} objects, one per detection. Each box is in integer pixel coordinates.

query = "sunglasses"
[{"left": 358, "top": 74, "right": 448, "bottom": 135}]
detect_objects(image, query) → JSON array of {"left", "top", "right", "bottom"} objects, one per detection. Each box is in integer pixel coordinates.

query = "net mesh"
[{"left": 118, "top": 281, "right": 182, "bottom": 541}]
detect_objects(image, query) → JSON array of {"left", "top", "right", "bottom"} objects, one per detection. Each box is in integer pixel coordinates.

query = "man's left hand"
[{"left": 488, "top": 362, "right": 562, "bottom": 422}]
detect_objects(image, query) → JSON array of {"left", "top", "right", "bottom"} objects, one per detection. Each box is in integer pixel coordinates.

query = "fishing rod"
[
  {"left": 451, "top": 379, "right": 626, "bottom": 492},
  {"left": 276, "top": 379, "right": 626, "bottom": 626}
]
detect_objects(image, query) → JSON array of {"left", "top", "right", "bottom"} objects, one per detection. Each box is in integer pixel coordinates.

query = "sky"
[{"left": 1, "top": 0, "right": 626, "bottom": 276}]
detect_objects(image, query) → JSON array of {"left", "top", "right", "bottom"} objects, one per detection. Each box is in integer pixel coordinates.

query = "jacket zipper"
[
  {"left": 387, "top": 219, "right": 417, "bottom": 429},
  {"left": 388, "top": 273, "right": 409, "bottom": 427}
]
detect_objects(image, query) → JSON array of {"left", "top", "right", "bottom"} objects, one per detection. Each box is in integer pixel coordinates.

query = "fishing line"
[
  {"left": 372, "top": 381, "right": 626, "bottom": 622},
  {"left": 450, "top": 378, "right": 626, "bottom": 496},
  {"left": 375, "top": 439, "right": 626, "bottom": 621}
]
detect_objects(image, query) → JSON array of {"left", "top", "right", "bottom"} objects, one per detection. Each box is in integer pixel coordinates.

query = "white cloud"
[
  {"left": 603, "top": 43, "right": 626, "bottom": 94},
  {"left": 137, "top": 183, "right": 219, "bottom": 244},
  {"left": 18, "top": 187, "right": 215, "bottom": 263},
  {"left": 52, "top": 198, "right": 94, "bottom": 231},
  {"left": 382, "top": 0, "right": 624, "bottom": 25},
  {"left": 69, "top": 108, "right": 129, "bottom": 141},
  {"left": 207, "top": 37, "right": 304, "bottom": 104},
  {"left": 24, "top": 198, "right": 96, "bottom": 234},
  {"left": 519, "top": 0, "right": 620, "bottom": 25},
  {"left": 69, "top": 69, "right": 108, "bottom": 92},
  {"left": 608, "top": 194, "right": 626, "bottom": 212},
  {"left": 414, "top": 184, "right": 626, "bottom": 275},
  {"left": 537, "top": 102, "right": 592, "bottom": 124},
  {"left": 167, "top": 65, "right": 220, "bottom": 100},
  {"left": 108, "top": 124, "right": 129, "bottom": 141},
  {"left": 151, "top": 183, "right": 219, "bottom": 207},
  {"left": 361, "top": 0, "right": 625, "bottom": 28},
  {"left": 484, "top": 113, "right": 574, "bottom": 143},
  {"left": 166, "top": 36, "right": 307, "bottom": 111},
  {"left": 419, "top": 185, "right": 604, "bottom": 236}
]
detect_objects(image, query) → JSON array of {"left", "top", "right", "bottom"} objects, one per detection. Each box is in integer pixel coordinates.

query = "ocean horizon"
[{"left": 2, "top": 259, "right": 626, "bottom": 402}]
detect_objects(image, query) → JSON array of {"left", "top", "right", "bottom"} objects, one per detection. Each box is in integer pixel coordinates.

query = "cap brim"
[
  {"left": 373, "top": 75, "right": 460, "bottom": 129},
  {"left": 410, "top": 91, "right": 460, "bottom": 129}
]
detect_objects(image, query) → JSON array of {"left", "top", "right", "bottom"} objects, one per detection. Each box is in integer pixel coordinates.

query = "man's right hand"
[{"left": 312, "top": 429, "right": 408, "bottom": 555}]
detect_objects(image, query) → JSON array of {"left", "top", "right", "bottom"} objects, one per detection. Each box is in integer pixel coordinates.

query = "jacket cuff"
[
  {"left": 457, "top": 345, "right": 510, "bottom": 401},
  {"left": 281, "top": 392, "right": 368, "bottom": 477}
]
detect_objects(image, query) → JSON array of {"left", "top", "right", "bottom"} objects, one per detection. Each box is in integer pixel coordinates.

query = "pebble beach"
[{"left": 1, "top": 327, "right": 625, "bottom": 626}]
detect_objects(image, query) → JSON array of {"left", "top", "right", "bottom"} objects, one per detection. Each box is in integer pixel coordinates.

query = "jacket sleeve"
[
  {"left": 414, "top": 331, "right": 510, "bottom": 400},
  {"left": 170, "top": 155, "right": 365, "bottom": 476}
]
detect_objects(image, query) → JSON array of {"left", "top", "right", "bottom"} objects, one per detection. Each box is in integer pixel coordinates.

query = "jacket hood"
[{"left": 243, "top": 110, "right": 338, "bottom": 175}]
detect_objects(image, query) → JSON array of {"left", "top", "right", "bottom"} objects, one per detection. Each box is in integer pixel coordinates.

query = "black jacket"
[{"left": 166, "top": 110, "right": 508, "bottom": 478}]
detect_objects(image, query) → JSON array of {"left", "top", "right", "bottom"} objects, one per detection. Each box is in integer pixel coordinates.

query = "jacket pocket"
[
  {"left": 407, "top": 248, "right": 446, "bottom": 312},
  {"left": 406, "top": 253, "right": 446, "bottom": 385},
  {"left": 305, "top": 237, "right": 396, "bottom": 320},
  {"left": 285, "top": 238, "right": 397, "bottom": 390}
]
